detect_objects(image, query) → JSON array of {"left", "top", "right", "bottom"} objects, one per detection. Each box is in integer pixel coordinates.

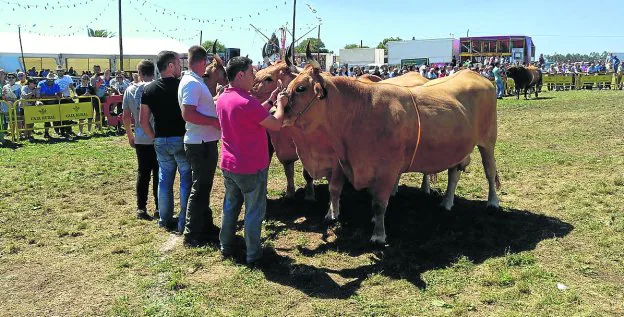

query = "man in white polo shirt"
[{"left": 178, "top": 45, "right": 221, "bottom": 247}]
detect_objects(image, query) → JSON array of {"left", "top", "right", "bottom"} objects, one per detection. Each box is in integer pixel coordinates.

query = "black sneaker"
[
  {"left": 153, "top": 210, "right": 160, "bottom": 220},
  {"left": 136, "top": 209, "right": 152, "bottom": 220}
]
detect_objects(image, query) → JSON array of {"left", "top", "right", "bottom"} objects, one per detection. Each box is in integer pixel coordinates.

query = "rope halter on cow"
[{"left": 293, "top": 94, "right": 318, "bottom": 124}]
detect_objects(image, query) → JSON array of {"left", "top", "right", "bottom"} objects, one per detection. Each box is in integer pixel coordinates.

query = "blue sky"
[{"left": 1, "top": 0, "right": 623, "bottom": 62}]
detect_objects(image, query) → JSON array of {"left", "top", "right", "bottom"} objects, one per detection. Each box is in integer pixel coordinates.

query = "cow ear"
[{"left": 313, "top": 82, "right": 327, "bottom": 99}]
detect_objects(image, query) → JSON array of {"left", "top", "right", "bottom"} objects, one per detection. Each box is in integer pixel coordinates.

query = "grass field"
[{"left": 0, "top": 90, "right": 623, "bottom": 316}]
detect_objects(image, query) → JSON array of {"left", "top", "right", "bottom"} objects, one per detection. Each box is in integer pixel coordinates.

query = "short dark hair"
[
  {"left": 137, "top": 60, "right": 155, "bottom": 77},
  {"left": 188, "top": 45, "right": 207, "bottom": 65},
  {"left": 156, "top": 50, "right": 179, "bottom": 72},
  {"left": 226, "top": 56, "right": 253, "bottom": 82}
]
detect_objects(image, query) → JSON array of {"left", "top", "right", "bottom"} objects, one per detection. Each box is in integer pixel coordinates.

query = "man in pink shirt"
[{"left": 216, "top": 56, "right": 286, "bottom": 266}]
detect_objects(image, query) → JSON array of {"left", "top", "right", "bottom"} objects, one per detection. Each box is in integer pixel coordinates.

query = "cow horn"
[
  {"left": 212, "top": 39, "right": 217, "bottom": 55},
  {"left": 285, "top": 43, "right": 293, "bottom": 67},
  {"left": 262, "top": 43, "right": 267, "bottom": 58},
  {"left": 305, "top": 41, "right": 320, "bottom": 70}
]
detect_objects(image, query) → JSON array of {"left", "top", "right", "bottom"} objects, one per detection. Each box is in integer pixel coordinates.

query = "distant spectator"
[
  {"left": 28, "top": 67, "right": 37, "bottom": 77},
  {"left": 19, "top": 78, "right": 38, "bottom": 140},
  {"left": 2, "top": 72, "right": 22, "bottom": 103},
  {"left": 110, "top": 72, "right": 130, "bottom": 95},
  {"left": 68, "top": 67, "right": 77, "bottom": 76},
  {"left": 0, "top": 69, "right": 6, "bottom": 86},
  {"left": 37, "top": 72, "right": 62, "bottom": 138},
  {"left": 17, "top": 71, "right": 27, "bottom": 86},
  {"left": 75, "top": 74, "right": 97, "bottom": 135}
]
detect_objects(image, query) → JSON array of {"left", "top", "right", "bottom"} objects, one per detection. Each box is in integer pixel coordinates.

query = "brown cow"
[
  {"left": 202, "top": 39, "right": 228, "bottom": 96},
  {"left": 251, "top": 45, "right": 316, "bottom": 201},
  {"left": 283, "top": 48, "right": 500, "bottom": 244}
]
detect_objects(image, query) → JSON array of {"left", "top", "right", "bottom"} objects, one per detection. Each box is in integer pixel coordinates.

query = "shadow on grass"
[{"left": 259, "top": 184, "right": 573, "bottom": 299}]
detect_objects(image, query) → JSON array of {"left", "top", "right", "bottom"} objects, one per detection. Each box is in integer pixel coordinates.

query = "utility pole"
[
  {"left": 18, "top": 25, "right": 25, "bottom": 72},
  {"left": 360, "top": 40, "right": 363, "bottom": 48},
  {"left": 118, "top": 0, "right": 123, "bottom": 72},
  {"left": 199, "top": 30, "right": 203, "bottom": 46},
  {"left": 316, "top": 24, "right": 321, "bottom": 59},
  {"left": 292, "top": 0, "right": 296, "bottom": 60}
]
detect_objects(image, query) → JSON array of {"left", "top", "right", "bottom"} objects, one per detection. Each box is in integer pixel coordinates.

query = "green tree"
[
  {"left": 295, "top": 38, "right": 329, "bottom": 54},
  {"left": 344, "top": 44, "right": 369, "bottom": 49},
  {"left": 544, "top": 51, "right": 610, "bottom": 63},
  {"left": 88, "top": 28, "right": 115, "bottom": 38},
  {"left": 201, "top": 40, "right": 226, "bottom": 53},
  {"left": 377, "top": 37, "right": 402, "bottom": 54}
]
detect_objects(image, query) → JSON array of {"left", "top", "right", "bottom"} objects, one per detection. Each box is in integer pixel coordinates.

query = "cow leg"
[
  {"left": 524, "top": 88, "right": 528, "bottom": 99},
  {"left": 369, "top": 177, "right": 395, "bottom": 245},
  {"left": 303, "top": 169, "right": 316, "bottom": 201},
  {"left": 283, "top": 161, "right": 296, "bottom": 199},
  {"left": 325, "top": 168, "right": 345, "bottom": 222},
  {"left": 439, "top": 156, "right": 470, "bottom": 211},
  {"left": 421, "top": 173, "right": 431, "bottom": 194},
  {"left": 440, "top": 167, "right": 461, "bottom": 211},
  {"left": 478, "top": 145, "right": 501, "bottom": 208},
  {"left": 391, "top": 177, "right": 400, "bottom": 197},
  {"left": 516, "top": 88, "right": 520, "bottom": 100}
]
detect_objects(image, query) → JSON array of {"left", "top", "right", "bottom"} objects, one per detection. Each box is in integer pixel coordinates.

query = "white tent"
[{"left": 0, "top": 32, "right": 189, "bottom": 71}]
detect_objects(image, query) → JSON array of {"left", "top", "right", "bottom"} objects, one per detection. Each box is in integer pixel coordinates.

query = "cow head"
[
  {"left": 505, "top": 65, "right": 524, "bottom": 79},
  {"left": 251, "top": 42, "right": 300, "bottom": 101},
  {"left": 203, "top": 39, "right": 228, "bottom": 96},
  {"left": 283, "top": 41, "right": 328, "bottom": 129}
]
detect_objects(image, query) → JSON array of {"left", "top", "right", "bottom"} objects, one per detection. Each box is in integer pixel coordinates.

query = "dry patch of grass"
[{"left": 1, "top": 90, "right": 623, "bottom": 316}]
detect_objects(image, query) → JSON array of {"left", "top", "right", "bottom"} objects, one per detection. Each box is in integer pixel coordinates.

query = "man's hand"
[
  {"left": 269, "top": 79, "right": 284, "bottom": 103},
  {"left": 128, "top": 135, "right": 135, "bottom": 148},
  {"left": 276, "top": 90, "right": 289, "bottom": 108}
]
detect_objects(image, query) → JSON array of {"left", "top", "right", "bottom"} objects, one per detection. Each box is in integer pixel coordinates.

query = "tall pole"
[
  {"left": 18, "top": 25, "right": 26, "bottom": 72},
  {"left": 118, "top": 0, "right": 123, "bottom": 72},
  {"left": 317, "top": 24, "right": 321, "bottom": 59},
  {"left": 199, "top": 30, "right": 202, "bottom": 46},
  {"left": 291, "top": 0, "right": 296, "bottom": 61}
]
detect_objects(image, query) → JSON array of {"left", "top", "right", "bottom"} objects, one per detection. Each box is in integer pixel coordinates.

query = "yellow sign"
[
  {"left": 60, "top": 102, "right": 92, "bottom": 120},
  {"left": 23, "top": 105, "right": 61, "bottom": 124}
]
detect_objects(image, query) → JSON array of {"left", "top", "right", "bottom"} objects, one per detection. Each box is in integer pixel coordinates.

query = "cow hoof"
[
  {"left": 369, "top": 234, "right": 387, "bottom": 246},
  {"left": 304, "top": 191, "right": 316, "bottom": 202},
  {"left": 324, "top": 213, "right": 338, "bottom": 224},
  {"left": 487, "top": 200, "right": 500, "bottom": 209},
  {"left": 439, "top": 201, "right": 453, "bottom": 211},
  {"left": 284, "top": 189, "right": 296, "bottom": 200}
]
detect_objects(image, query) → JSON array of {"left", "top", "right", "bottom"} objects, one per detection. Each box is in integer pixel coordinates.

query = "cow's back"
[{"left": 409, "top": 70, "right": 497, "bottom": 173}]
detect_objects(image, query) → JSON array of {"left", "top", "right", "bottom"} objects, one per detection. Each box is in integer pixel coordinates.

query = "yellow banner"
[
  {"left": 60, "top": 102, "right": 92, "bottom": 120},
  {"left": 23, "top": 105, "right": 61, "bottom": 123}
]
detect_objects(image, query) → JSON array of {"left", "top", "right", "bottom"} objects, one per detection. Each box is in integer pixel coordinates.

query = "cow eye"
[
  {"left": 264, "top": 77, "right": 273, "bottom": 82},
  {"left": 295, "top": 85, "right": 306, "bottom": 93}
]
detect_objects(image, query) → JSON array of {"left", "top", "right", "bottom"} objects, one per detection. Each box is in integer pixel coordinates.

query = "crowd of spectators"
[{"left": 0, "top": 64, "right": 133, "bottom": 143}]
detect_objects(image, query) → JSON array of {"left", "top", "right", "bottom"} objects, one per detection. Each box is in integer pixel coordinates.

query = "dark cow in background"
[{"left": 506, "top": 65, "right": 542, "bottom": 99}]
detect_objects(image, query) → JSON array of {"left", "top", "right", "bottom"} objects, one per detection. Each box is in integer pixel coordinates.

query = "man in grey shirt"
[
  {"left": 178, "top": 45, "right": 221, "bottom": 246},
  {"left": 122, "top": 60, "right": 159, "bottom": 220}
]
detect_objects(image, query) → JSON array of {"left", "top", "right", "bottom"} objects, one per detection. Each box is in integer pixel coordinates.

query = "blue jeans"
[
  {"left": 496, "top": 80, "right": 504, "bottom": 98},
  {"left": 154, "top": 137, "right": 192, "bottom": 233},
  {"left": 220, "top": 168, "right": 268, "bottom": 263}
]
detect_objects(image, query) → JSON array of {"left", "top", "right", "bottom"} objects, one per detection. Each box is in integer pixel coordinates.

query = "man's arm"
[
  {"left": 260, "top": 81, "right": 282, "bottom": 112},
  {"left": 180, "top": 105, "right": 220, "bottom": 128},
  {"left": 122, "top": 91, "right": 135, "bottom": 147},
  {"left": 259, "top": 92, "right": 287, "bottom": 131},
  {"left": 123, "top": 109, "right": 135, "bottom": 147},
  {"left": 139, "top": 103, "right": 155, "bottom": 140},
  {"left": 179, "top": 81, "right": 220, "bottom": 128}
]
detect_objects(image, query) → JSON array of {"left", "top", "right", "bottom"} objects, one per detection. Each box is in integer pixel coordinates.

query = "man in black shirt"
[{"left": 140, "top": 51, "right": 191, "bottom": 234}]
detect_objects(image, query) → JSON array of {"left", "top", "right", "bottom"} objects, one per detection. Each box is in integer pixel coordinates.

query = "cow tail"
[{"left": 495, "top": 171, "right": 501, "bottom": 190}]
